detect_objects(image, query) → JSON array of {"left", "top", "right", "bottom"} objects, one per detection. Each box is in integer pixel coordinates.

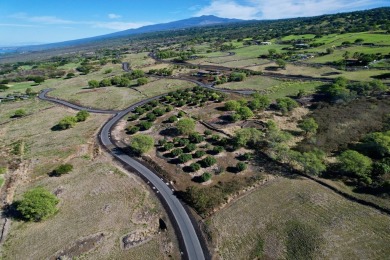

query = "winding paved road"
[{"left": 39, "top": 89, "right": 205, "bottom": 260}]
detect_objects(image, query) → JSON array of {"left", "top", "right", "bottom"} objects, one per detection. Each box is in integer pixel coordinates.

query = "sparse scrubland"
[{"left": 0, "top": 6, "right": 390, "bottom": 260}]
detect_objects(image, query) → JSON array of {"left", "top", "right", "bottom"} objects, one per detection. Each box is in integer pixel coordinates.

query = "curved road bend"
[
  {"left": 39, "top": 89, "right": 205, "bottom": 260},
  {"left": 38, "top": 89, "right": 119, "bottom": 114}
]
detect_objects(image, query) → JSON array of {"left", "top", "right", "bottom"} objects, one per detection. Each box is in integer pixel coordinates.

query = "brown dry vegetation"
[
  {"left": 209, "top": 176, "right": 390, "bottom": 260},
  {"left": 0, "top": 101, "right": 179, "bottom": 259}
]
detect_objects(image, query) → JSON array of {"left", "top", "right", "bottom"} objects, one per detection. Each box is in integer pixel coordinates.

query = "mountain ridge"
[{"left": 14, "top": 15, "right": 244, "bottom": 52}]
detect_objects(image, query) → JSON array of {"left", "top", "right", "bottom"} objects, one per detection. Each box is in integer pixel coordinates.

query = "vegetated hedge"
[
  {"left": 298, "top": 97, "right": 390, "bottom": 153},
  {"left": 181, "top": 178, "right": 259, "bottom": 216}
]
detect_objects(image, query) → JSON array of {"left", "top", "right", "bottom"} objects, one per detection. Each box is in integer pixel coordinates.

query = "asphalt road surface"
[{"left": 39, "top": 89, "right": 205, "bottom": 260}]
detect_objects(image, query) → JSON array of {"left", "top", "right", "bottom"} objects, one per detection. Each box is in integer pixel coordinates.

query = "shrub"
[
  {"left": 194, "top": 150, "right": 206, "bottom": 158},
  {"left": 153, "top": 108, "right": 165, "bottom": 117},
  {"left": 230, "top": 113, "right": 242, "bottom": 122},
  {"left": 134, "top": 107, "right": 146, "bottom": 115},
  {"left": 201, "top": 156, "right": 217, "bottom": 167},
  {"left": 147, "top": 100, "right": 157, "bottom": 107},
  {"left": 213, "top": 146, "right": 224, "bottom": 154},
  {"left": 13, "top": 109, "right": 27, "bottom": 118},
  {"left": 137, "top": 77, "right": 148, "bottom": 86},
  {"left": 139, "top": 121, "right": 152, "bottom": 131},
  {"left": 178, "top": 111, "right": 186, "bottom": 118},
  {"left": 165, "top": 105, "right": 173, "bottom": 112},
  {"left": 204, "top": 130, "right": 212, "bottom": 136},
  {"left": 128, "top": 114, "right": 139, "bottom": 121},
  {"left": 190, "top": 163, "right": 201, "bottom": 172},
  {"left": 184, "top": 143, "right": 197, "bottom": 153},
  {"left": 236, "top": 162, "right": 247, "bottom": 172},
  {"left": 171, "top": 148, "right": 183, "bottom": 157},
  {"left": 51, "top": 164, "right": 73, "bottom": 176},
  {"left": 88, "top": 80, "right": 99, "bottom": 88},
  {"left": 158, "top": 139, "right": 167, "bottom": 146},
  {"left": 130, "top": 134, "right": 154, "bottom": 155},
  {"left": 146, "top": 112, "right": 157, "bottom": 122},
  {"left": 178, "top": 154, "right": 193, "bottom": 163},
  {"left": 163, "top": 142, "right": 174, "bottom": 151},
  {"left": 16, "top": 187, "right": 59, "bottom": 221},
  {"left": 168, "top": 115, "right": 178, "bottom": 123},
  {"left": 178, "top": 138, "right": 190, "bottom": 147},
  {"left": 276, "top": 97, "right": 299, "bottom": 115},
  {"left": 189, "top": 133, "right": 205, "bottom": 143},
  {"left": 200, "top": 172, "right": 212, "bottom": 182},
  {"left": 127, "top": 126, "right": 140, "bottom": 135},
  {"left": 76, "top": 110, "right": 90, "bottom": 122},
  {"left": 57, "top": 116, "right": 77, "bottom": 130}
]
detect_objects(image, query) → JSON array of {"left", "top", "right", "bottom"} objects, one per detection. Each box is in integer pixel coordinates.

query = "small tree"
[
  {"left": 298, "top": 118, "right": 318, "bottom": 136},
  {"left": 168, "top": 116, "right": 178, "bottom": 123},
  {"left": 51, "top": 164, "right": 73, "bottom": 176},
  {"left": 338, "top": 150, "right": 373, "bottom": 184},
  {"left": 16, "top": 187, "right": 59, "bottom": 221},
  {"left": 129, "top": 134, "right": 154, "bottom": 155},
  {"left": 224, "top": 100, "right": 241, "bottom": 111},
  {"left": 176, "top": 118, "right": 196, "bottom": 135},
  {"left": 57, "top": 116, "right": 77, "bottom": 130},
  {"left": 88, "top": 80, "right": 99, "bottom": 88},
  {"left": 76, "top": 110, "right": 90, "bottom": 122},
  {"left": 237, "top": 106, "right": 254, "bottom": 119}
]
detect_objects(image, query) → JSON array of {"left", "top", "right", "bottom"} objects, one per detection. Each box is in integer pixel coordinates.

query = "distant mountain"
[
  {"left": 107, "top": 15, "right": 243, "bottom": 38},
  {"left": 15, "top": 15, "right": 244, "bottom": 52}
]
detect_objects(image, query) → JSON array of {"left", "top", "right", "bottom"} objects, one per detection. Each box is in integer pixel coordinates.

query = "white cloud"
[
  {"left": 108, "top": 13, "right": 122, "bottom": 19},
  {"left": 0, "top": 23, "right": 43, "bottom": 28},
  {"left": 91, "top": 21, "right": 152, "bottom": 30},
  {"left": 195, "top": 0, "right": 259, "bottom": 19},
  {"left": 8, "top": 12, "right": 150, "bottom": 31},
  {"left": 9, "top": 12, "right": 75, "bottom": 24},
  {"left": 196, "top": 0, "right": 383, "bottom": 20}
]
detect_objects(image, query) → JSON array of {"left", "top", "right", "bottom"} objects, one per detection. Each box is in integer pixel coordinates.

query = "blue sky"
[{"left": 0, "top": 0, "right": 388, "bottom": 46}]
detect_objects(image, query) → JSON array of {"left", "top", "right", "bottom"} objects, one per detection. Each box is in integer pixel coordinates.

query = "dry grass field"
[
  {"left": 209, "top": 176, "right": 390, "bottom": 260},
  {"left": 0, "top": 101, "right": 179, "bottom": 259},
  {"left": 48, "top": 78, "right": 196, "bottom": 110}
]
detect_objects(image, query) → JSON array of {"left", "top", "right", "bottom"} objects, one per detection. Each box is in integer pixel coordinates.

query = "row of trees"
[{"left": 88, "top": 70, "right": 146, "bottom": 88}]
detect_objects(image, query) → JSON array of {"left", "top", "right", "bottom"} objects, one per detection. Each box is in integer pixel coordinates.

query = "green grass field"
[{"left": 210, "top": 176, "right": 390, "bottom": 260}]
